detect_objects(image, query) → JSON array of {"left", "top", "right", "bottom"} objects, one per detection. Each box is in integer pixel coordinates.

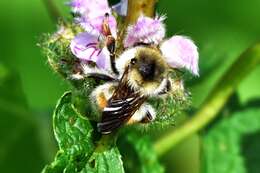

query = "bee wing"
[
  {"left": 97, "top": 65, "right": 147, "bottom": 134},
  {"left": 98, "top": 93, "right": 146, "bottom": 134}
]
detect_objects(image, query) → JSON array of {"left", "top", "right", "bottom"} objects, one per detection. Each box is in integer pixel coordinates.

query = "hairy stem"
[
  {"left": 42, "top": 0, "right": 63, "bottom": 23},
  {"left": 126, "top": 0, "right": 157, "bottom": 25},
  {"left": 154, "top": 43, "right": 260, "bottom": 157}
]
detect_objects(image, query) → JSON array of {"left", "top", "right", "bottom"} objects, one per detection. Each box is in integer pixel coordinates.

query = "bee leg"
[
  {"left": 127, "top": 103, "right": 156, "bottom": 124},
  {"left": 107, "top": 39, "right": 119, "bottom": 75},
  {"left": 110, "top": 53, "right": 119, "bottom": 75},
  {"left": 157, "top": 78, "right": 172, "bottom": 95},
  {"left": 87, "top": 73, "right": 118, "bottom": 82},
  {"left": 81, "top": 64, "right": 118, "bottom": 82},
  {"left": 140, "top": 111, "right": 154, "bottom": 123}
]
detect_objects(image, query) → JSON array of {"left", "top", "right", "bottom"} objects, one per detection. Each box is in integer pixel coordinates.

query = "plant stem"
[
  {"left": 42, "top": 0, "right": 63, "bottom": 23},
  {"left": 126, "top": 0, "right": 157, "bottom": 25},
  {"left": 154, "top": 43, "right": 260, "bottom": 157}
]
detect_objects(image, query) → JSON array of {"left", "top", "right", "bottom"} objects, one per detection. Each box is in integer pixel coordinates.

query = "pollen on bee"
[{"left": 97, "top": 93, "right": 108, "bottom": 109}]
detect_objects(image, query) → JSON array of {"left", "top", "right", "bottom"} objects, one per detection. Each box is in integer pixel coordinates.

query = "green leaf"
[
  {"left": 53, "top": 92, "right": 94, "bottom": 155},
  {"left": 202, "top": 108, "right": 260, "bottom": 173},
  {"left": 118, "top": 132, "right": 164, "bottom": 173},
  {"left": 241, "top": 130, "right": 260, "bottom": 173},
  {"left": 81, "top": 146, "right": 124, "bottom": 173},
  {"left": 42, "top": 92, "right": 95, "bottom": 172},
  {"left": 42, "top": 92, "right": 125, "bottom": 173}
]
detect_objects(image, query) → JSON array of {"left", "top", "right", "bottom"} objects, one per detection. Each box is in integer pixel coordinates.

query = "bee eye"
[{"left": 131, "top": 58, "right": 137, "bottom": 65}]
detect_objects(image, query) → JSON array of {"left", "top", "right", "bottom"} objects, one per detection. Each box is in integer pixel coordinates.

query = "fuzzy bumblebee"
[
  {"left": 68, "top": 0, "right": 199, "bottom": 134},
  {"left": 86, "top": 46, "right": 173, "bottom": 134}
]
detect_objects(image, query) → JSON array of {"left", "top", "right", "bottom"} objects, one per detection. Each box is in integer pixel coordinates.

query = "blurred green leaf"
[
  {"left": 0, "top": 64, "right": 45, "bottom": 173},
  {"left": 43, "top": 92, "right": 124, "bottom": 173},
  {"left": 118, "top": 131, "right": 164, "bottom": 173},
  {"left": 241, "top": 130, "right": 260, "bottom": 173},
  {"left": 160, "top": 134, "right": 200, "bottom": 173},
  {"left": 0, "top": 0, "right": 69, "bottom": 109},
  {"left": 202, "top": 108, "right": 260, "bottom": 173}
]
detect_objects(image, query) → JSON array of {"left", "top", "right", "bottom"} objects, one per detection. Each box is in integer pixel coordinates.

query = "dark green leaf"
[
  {"left": 202, "top": 108, "right": 260, "bottom": 173},
  {"left": 118, "top": 132, "right": 164, "bottom": 173},
  {"left": 241, "top": 131, "right": 260, "bottom": 173}
]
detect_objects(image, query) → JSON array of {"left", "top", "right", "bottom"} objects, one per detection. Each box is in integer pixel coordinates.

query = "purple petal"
[
  {"left": 69, "top": 0, "right": 87, "bottom": 14},
  {"left": 112, "top": 0, "right": 128, "bottom": 16},
  {"left": 160, "top": 36, "right": 199, "bottom": 76},
  {"left": 79, "top": 15, "right": 117, "bottom": 37},
  {"left": 70, "top": 32, "right": 110, "bottom": 69},
  {"left": 69, "top": 0, "right": 110, "bottom": 17},
  {"left": 95, "top": 48, "right": 110, "bottom": 69},
  {"left": 124, "top": 15, "right": 166, "bottom": 48},
  {"left": 69, "top": 0, "right": 117, "bottom": 36}
]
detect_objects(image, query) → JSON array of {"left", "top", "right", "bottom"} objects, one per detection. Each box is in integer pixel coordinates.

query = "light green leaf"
[
  {"left": 42, "top": 92, "right": 125, "bottom": 173},
  {"left": 42, "top": 92, "right": 95, "bottom": 172},
  {"left": 53, "top": 92, "right": 94, "bottom": 155},
  {"left": 203, "top": 108, "right": 260, "bottom": 173},
  {"left": 82, "top": 146, "right": 124, "bottom": 173}
]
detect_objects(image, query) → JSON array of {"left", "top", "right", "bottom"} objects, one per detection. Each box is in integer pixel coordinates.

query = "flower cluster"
[{"left": 69, "top": 0, "right": 199, "bottom": 76}]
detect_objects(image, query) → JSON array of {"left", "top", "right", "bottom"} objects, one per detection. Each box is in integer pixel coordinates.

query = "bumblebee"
[{"left": 85, "top": 45, "right": 172, "bottom": 134}]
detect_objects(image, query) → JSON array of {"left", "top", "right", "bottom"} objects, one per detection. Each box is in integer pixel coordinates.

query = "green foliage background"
[{"left": 0, "top": 0, "right": 260, "bottom": 173}]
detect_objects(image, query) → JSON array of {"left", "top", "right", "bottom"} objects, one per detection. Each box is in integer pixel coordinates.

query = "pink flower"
[
  {"left": 69, "top": 0, "right": 88, "bottom": 14},
  {"left": 160, "top": 36, "right": 199, "bottom": 76},
  {"left": 124, "top": 15, "right": 199, "bottom": 75},
  {"left": 70, "top": 32, "right": 110, "bottom": 69},
  {"left": 70, "top": 0, "right": 110, "bottom": 17},
  {"left": 69, "top": 0, "right": 199, "bottom": 75},
  {"left": 69, "top": 0, "right": 117, "bottom": 36},
  {"left": 69, "top": 0, "right": 117, "bottom": 70},
  {"left": 124, "top": 15, "right": 166, "bottom": 48},
  {"left": 78, "top": 15, "right": 117, "bottom": 37}
]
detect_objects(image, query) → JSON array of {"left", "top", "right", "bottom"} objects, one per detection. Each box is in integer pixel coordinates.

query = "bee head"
[
  {"left": 131, "top": 48, "right": 166, "bottom": 80},
  {"left": 117, "top": 47, "right": 169, "bottom": 96}
]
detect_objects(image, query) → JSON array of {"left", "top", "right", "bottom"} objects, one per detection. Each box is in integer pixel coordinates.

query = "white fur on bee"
[
  {"left": 128, "top": 80, "right": 159, "bottom": 96},
  {"left": 131, "top": 103, "right": 156, "bottom": 122},
  {"left": 90, "top": 82, "right": 117, "bottom": 105},
  {"left": 127, "top": 75, "right": 170, "bottom": 97},
  {"left": 115, "top": 47, "right": 138, "bottom": 75}
]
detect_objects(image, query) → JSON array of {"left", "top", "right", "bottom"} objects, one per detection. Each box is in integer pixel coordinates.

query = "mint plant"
[{"left": 39, "top": 0, "right": 260, "bottom": 172}]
